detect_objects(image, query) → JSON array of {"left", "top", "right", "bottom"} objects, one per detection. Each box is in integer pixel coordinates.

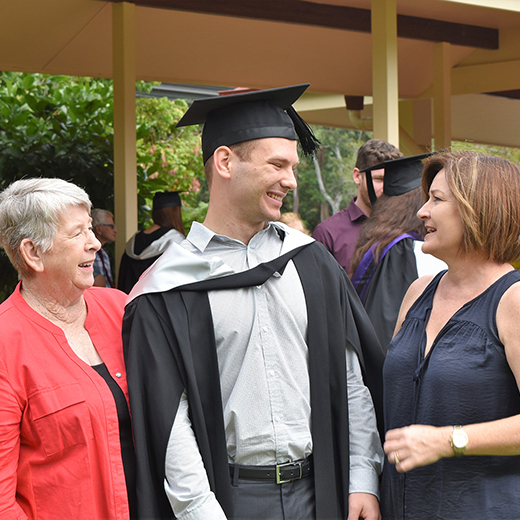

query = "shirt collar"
[
  {"left": 127, "top": 221, "right": 313, "bottom": 303},
  {"left": 187, "top": 221, "right": 287, "bottom": 253},
  {"left": 347, "top": 197, "right": 368, "bottom": 222}
]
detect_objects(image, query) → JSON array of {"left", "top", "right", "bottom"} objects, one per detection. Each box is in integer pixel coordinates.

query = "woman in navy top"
[{"left": 381, "top": 151, "right": 520, "bottom": 519}]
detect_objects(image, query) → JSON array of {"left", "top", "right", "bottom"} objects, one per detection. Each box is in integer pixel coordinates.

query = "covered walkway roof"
[{"left": 2, "top": 0, "right": 520, "bottom": 257}]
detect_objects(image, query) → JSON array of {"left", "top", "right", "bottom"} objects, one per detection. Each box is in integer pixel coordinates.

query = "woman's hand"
[{"left": 383, "top": 425, "right": 453, "bottom": 473}]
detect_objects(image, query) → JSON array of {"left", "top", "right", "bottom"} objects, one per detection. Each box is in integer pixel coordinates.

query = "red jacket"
[{"left": 0, "top": 284, "right": 131, "bottom": 520}]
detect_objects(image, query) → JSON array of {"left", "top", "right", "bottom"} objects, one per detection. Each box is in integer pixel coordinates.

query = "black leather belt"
[{"left": 229, "top": 456, "right": 313, "bottom": 484}]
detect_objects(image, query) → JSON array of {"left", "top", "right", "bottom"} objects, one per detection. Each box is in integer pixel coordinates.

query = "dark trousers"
[{"left": 229, "top": 473, "right": 316, "bottom": 520}]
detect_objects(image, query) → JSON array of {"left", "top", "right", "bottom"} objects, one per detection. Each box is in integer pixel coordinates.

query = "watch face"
[
  {"left": 452, "top": 428, "right": 468, "bottom": 449},
  {"left": 453, "top": 432, "right": 466, "bottom": 448}
]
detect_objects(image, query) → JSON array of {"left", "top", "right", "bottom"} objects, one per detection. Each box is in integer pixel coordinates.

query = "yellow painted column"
[
  {"left": 433, "top": 42, "right": 452, "bottom": 151},
  {"left": 112, "top": 1, "right": 137, "bottom": 280},
  {"left": 371, "top": 0, "right": 399, "bottom": 148}
]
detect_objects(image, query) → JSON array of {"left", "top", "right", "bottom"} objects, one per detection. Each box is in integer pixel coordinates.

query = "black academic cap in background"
[
  {"left": 361, "top": 151, "right": 441, "bottom": 206},
  {"left": 153, "top": 191, "right": 182, "bottom": 211},
  {"left": 176, "top": 84, "right": 320, "bottom": 164}
]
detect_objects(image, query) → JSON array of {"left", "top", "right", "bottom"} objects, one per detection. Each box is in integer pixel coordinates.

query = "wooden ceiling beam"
[
  {"left": 419, "top": 59, "right": 520, "bottom": 98},
  {"left": 107, "top": 0, "right": 499, "bottom": 50}
]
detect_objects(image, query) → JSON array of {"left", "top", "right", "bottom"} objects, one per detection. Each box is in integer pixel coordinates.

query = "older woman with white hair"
[{"left": 0, "top": 178, "right": 136, "bottom": 519}]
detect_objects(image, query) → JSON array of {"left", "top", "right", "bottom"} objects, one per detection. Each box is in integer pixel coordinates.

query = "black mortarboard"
[
  {"left": 176, "top": 84, "right": 320, "bottom": 164},
  {"left": 153, "top": 191, "right": 182, "bottom": 211},
  {"left": 361, "top": 151, "right": 440, "bottom": 206}
]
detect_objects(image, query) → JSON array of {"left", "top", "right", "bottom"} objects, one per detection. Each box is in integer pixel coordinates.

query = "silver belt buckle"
[{"left": 276, "top": 460, "right": 302, "bottom": 484}]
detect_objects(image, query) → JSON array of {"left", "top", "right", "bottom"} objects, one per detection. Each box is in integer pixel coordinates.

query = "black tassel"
[{"left": 286, "top": 106, "right": 320, "bottom": 157}]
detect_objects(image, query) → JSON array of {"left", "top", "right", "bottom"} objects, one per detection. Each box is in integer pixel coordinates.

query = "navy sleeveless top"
[{"left": 381, "top": 269, "right": 520, "bottom": 520}]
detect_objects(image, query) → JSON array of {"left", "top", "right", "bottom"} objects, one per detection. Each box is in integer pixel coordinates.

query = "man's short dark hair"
[{"left": 355, "top": 139, "right": 403, "bottom": 171}]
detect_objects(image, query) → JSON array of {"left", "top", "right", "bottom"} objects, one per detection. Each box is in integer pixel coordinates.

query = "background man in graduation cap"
[
  {"left": 350, "top": 152, "right": 447, "bottom": 351},
  {"left": 313, "top": 139, "right": 403, "bottom": 274},
  {"left": 123, "top": 84, "right": 384, "bottom": 520}
]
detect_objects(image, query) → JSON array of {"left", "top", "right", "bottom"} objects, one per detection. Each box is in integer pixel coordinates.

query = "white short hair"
[
  {"left": 0, "top": 178, "right": 91, "bottom": 277},
  {"left": 91, "top": 208, "right": 114, "bottom": 227}
]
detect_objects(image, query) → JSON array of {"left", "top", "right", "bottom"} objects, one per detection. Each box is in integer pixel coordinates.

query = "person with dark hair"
[
  {"left": 312, "top": 139, "right": 403, "bottom": 273},
  {"left": 350, "top": 153, "right": 446, "bottom": 351},
  {"left": 123, "top": 84, "right": 384, "bottom": 520},
  {"left": 117, "top": 191, "right": 186, "bottom": 293},
  {"left": 0, "top": 178, "right": 136, "bottom": 519},
  {"left": 382, "top": 151, "right": 520, "bottom": 519}
]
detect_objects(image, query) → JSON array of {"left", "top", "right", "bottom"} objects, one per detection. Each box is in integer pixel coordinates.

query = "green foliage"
[
  {"left": 135, "top": 96, "right": 205, "bottom": 229},
  {"left": 0, "top": 72, "right": 114, "bottom": 207},
  {"left": 181, "top": 201, "right": 209, "bottom": 232},
  {"left": 451, "top": 141, "right": 520, "bottom": 163}
]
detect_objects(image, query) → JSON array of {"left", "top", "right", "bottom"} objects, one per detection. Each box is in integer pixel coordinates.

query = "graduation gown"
[
  {"left": 118, "top": 228, "right": 185, "bottom": 294},
  {"left": 352, "top": 236, "right": 419, "bottom": 353},
  {"left": 123, "top": 239, "right": 384, "bottom": 520}
]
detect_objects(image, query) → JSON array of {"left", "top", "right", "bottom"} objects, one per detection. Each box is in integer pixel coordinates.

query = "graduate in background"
[
  {"left": 117, "top": 191, "right": 185, "bottom": 293},
  {"left": 350, "top": 152, "right": 446, "bottom": 352}
]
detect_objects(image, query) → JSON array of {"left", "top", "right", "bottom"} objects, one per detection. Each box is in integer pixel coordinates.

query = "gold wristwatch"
[{"left": 450, "top": 425, "right": 468, "bottom": 456}]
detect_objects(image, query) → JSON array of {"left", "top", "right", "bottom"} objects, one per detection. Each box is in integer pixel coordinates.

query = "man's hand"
[{"left": 347, "top": 492, "right": 381, "bottom": 520}]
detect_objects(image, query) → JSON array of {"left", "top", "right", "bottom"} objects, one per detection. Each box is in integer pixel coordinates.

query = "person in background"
[
  {"left": 0, "top": 178, "right": 136, "bottom": 519},
  {"left": 118, "top": 191, "right": 186, "bottom": 293},
  {"left": 278, "top": 211, "right": 310, "bottom": 235},
  {"left": 312, "top": 139, "right": 402, "bottom": 273},
  {"left": 382, "top": 152, "right": 520, "bottom": 519},
  {"left": 92, "top": 208, "right": 117, "bottom": 287},
  {"left": 350, "top": 152, "right": 446, "bottom": 352},
  {"left": 123, "top": 84, "right": 384, "bottom": 520}
]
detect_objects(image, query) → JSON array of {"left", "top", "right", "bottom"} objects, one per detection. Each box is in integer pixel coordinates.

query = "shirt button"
[{"left": 115, "top": 372, "right": 122, "bottom": 378}]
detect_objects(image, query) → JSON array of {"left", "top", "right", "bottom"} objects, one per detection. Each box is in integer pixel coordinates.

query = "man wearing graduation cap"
[
  {"left": 123, "top": 84, "right": 384, "bottom": 520},
  {"left": 117, "top": 191, "right": 186, "bottom": 293},
  {"left": 350, "top": 152, "right": 446, "bottom": 350}
]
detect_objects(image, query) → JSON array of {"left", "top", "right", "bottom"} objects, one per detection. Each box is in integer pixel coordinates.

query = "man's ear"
[
  {"left": 20, "top": 239, "right": 45, "bottom": 273},
  {"left": 212, "top": 146, "right": 233, "bottom": 180},
  {"left": 352, "top": 167, "right": 364, "bottom": 186}
]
